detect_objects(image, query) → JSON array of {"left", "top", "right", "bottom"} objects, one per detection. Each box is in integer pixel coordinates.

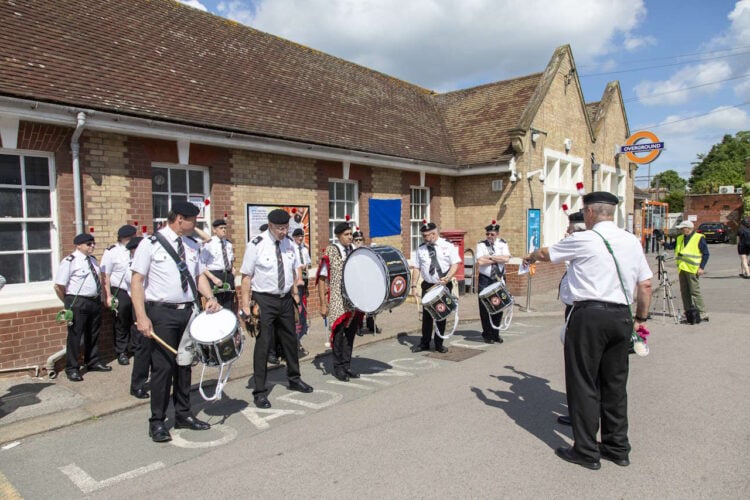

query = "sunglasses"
[
  {"left": 85, "top": 241, "right": 96, "bottom": 246},
  {"left": 354, "top": 238, "right": 363, "bottom": 242},
  {"left": 485, "top": 232, "right": 497, "bottom": 236}
]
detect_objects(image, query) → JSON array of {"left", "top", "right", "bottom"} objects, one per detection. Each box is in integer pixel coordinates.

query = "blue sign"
[
  {"left": 619, "top": 142, "right": 664, "bottom": 154},
  {"left": 527, "top": 209, "right": 541, "bottom": 253}
]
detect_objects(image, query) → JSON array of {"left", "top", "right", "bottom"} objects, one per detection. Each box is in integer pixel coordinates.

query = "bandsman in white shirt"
[
  {"left": 54, "top": 232, "right": 112, "bottom": 382},
  {"left": 524, "top": 192, "right": 652, "bottom": 470},
  {"left": 131, "top": 201, "right": 221, "bottom": 443},
  {"left": 476, "top": 220, "right": 511, "bottom": 344},
  {"left": 101, "top": 224, "right": 138, "bottom": 365},
  {"left": 241, "top": 209, "right": 313, "bottom": 410},
  {"left": 410, "top": 220, "right": 461, "bottom": 353},
  {"left": 291, "top": 227, "right": 311, "bottom": 354},
  {"left": 200, "top": 218, "right": 236, "bottom": 311}
]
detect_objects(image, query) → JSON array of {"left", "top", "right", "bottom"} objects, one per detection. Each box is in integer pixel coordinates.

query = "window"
[
  {"left": 152, "top": 164, "right": 210, "bottom": 231},
  {"left": 0, "top": 152, "right": 57, "bottom": 285},
  {"left": 542, "top": 150, "right": 584, "bottom": 246},
  {"left": 601, "top": 165, "right": 626, "bottom": 227},
  {"left": 410, "top": 187, "right": 430, "bottom": 253},
  {"left": 328, "top": 180, "right": 358, "bottom": 243}
]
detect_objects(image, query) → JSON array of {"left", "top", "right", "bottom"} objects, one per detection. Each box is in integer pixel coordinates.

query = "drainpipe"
[
  {"left": 46, "top": 348, "right": 66, "bottom": 379},
  {"left": 71, "top": 112, "right": 87, "bottom": 234}
]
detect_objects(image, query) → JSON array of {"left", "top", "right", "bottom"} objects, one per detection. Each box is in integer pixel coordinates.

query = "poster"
[
  {"left": 246, "top": 204, "right": 311, "bottom": 247},
  {"left": 527, "top": 208, "right": 541, "bottom": 253}
]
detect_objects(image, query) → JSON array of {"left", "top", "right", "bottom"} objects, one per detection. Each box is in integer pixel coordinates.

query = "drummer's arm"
[
  {"left": 317, "top": 274, "right": 329, "bottom": 317},
  {"left": 241, "top": 274, "right": 253, "bottom": 316},
  {"left": 197, "top": 273, "right": 221, "bottom": 312},
  {"left": 203, "top": 269, "right": 223, "bottom": 287},
  {"left": 440, "top": 263, "right": 459, "bottom": 285},
  {"left": 410, "top": 268, "right": 421, "bottom": 297}
]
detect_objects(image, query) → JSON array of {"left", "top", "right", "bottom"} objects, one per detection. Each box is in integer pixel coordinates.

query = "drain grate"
[{"left": 426, "top": 346, "right": 484, "bottom": 362}]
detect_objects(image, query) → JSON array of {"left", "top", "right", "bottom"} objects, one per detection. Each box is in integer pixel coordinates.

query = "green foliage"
[
  {"left": 744, "top": 182, "right": 750, "bottom": 215},
  {"left": 663, "top": 189, "right": 684, "bottom": 212},
  {"left": 688, "top": 132, "right": 750, "bottom": 193},
  {"left": 651, "top": 169, "right": 686, "bottom": 191}
]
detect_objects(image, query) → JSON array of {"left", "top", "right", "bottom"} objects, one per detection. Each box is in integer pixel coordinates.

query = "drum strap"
[
  {"left": 154, "top": 232, "right": 201, "bottom": 309},
  {"left": 427, "top": 244, "right": 447, "bottom": 278}
]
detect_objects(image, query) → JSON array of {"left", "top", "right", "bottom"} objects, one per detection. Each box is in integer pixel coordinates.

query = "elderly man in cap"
[
  {"left": 200, "top": 218, "right": 236, "bottom": 311},
  {"left": 524, "top": 191, "right": 652, "bottom": 470},
  {"left": 101, "top": 224, "right": 138, "bottom": 365},
  {"left": 131, "top": 201, "right": 222, "bottom": 442},
  {"left": 54, "top": 232, "right": 112, "bottom": 382},
  {"left": 241, "top": 209, "right": 313, "bottom": 409},
  {"left": 673, "top": 220, "right": 710, "bottom": 322}
]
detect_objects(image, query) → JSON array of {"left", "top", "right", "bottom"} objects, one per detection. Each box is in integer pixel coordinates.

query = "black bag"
[{"left": 685, "top": 308, "right": 701, "bottom": 325}]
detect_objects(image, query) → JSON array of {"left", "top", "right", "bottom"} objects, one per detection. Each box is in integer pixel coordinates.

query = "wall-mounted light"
[
  {"left": 527, "top": 169, "right": 545, "bottom": 183},
  {"left": 531, "top": 132, "right": 541, "bottom": 144},
  {"left": 564, "top": 138, "right": 572, "bottom": 152},
  {"left": 509, "top": 156, "right": 518, "bottom": 183}
]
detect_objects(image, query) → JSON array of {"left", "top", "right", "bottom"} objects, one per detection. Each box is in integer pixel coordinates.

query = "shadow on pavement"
[
  {"left": 312, "top": 356, "right": 393, "bottom": 376},
  {"left": 0, "top": 383, "right": 54, "bottom": 420},
  {"left": 471, "top": 365, "right": 570, "bottom": 450}
]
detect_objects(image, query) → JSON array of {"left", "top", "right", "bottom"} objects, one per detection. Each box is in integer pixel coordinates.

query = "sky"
[{"left": 177, "top": 0, "right": 750, "bottom": 186}]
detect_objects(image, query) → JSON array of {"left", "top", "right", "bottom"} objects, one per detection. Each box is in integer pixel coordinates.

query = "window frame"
[
  {"left": 600, "top": 164, "right": 627, "bottom": 228},
  {"left": 542, "top": 148, "right": 584, "bottom": 247},
  {"left": 327, "top": 178, "right": 359, "bottom": 244},
  {"left": 409, "top": 186, "right": 430, "bottom": 254},
  {"left": 151, "top": 163, "right": 211, "bottom": 231},
  {"left": 0, "top": 149, "right": 59, "bottom": 292}
]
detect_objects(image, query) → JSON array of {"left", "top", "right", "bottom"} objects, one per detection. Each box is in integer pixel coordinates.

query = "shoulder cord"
[{"left": 591, "top": 230, "right": 633, "bottom": 319}]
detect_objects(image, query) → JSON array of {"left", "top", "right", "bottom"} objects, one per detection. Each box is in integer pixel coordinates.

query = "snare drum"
[
  {"left": 422, "top": 285, "right": 458, "bottom": 322},
  {"left": 189, "top": 309, "right": 244, "bottom": 367},
  {"left": 343, "top": 246, "right": 410, "bottom": 314},
  {"left": 479, "top": 281, "right": 513, "bottom": 315}
]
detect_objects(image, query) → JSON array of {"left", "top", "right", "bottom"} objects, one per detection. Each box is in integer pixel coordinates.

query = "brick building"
[
  {"left": 684, "top": 193, "right": 744, "bottom": 231},
  {"left": 0, "top": 0, "right": 635, "bottom": 373}
]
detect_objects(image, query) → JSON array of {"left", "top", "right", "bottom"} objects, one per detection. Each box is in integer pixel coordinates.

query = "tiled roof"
[{"left": 0, "top": 0, "right": 545, "bottom": 168}]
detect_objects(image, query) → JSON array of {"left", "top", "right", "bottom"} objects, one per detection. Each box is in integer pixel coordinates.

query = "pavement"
[{"left": 0, "top": 274, "right": 563, "bottom": 445}]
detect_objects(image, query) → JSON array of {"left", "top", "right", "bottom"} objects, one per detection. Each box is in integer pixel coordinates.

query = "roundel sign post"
[{"left": 620, "top": 131, "right": 664, "bottom": 164}]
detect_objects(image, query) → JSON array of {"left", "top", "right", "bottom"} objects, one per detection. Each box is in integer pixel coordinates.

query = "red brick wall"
[
  {"left": 684, "top": 193, "right": 743, "bottom": 229},
  {"left": 505, "top": 261, "right": 566, "bottom": 299}
]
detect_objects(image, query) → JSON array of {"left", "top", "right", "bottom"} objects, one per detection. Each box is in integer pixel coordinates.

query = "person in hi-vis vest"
[{"left": 673, "top": 220, "right": 710, "bottom": 321}]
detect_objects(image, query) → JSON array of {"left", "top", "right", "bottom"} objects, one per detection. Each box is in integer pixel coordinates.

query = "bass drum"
[{"left": 343, "top": 245, "right": 411, "bottom": 314}]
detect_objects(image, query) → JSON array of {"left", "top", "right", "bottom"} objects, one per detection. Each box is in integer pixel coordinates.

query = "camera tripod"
[{"left": 651, "top": 250, "right": 680, "bottom": 324}]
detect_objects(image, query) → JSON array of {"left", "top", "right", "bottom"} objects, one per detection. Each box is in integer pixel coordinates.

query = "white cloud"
[
  {"left": 177, "top": 0, "right": 208, "bottom": 11},
  {"left": 624, "top": 35, "right": 656, "bottom": 51},
  {"left": 212, "top": 0, "right": 648, "bottom": 91},
  {"left": 658, "top": 105, "right": 750, "bottom": 134},
  {"left": 634, "top": 60, "right": 733, "bottom": 106}
]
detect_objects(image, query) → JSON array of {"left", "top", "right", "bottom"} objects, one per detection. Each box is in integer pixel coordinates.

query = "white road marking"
[
  {"left": 449, "top": 337, "right": 490, "bottom": 350},
  {"left": 241, "top": 408, "right": 305, "bottom": 430},
  {"left": 326, "top": 380, "right": 374, "bottom": 390},
  {"left": 59, "top": 462, "right": 165, "bottom": 494},
  {"left": 277, "top": 389, "right": 343, "bottom": 410},
  {"left": 170, "top": 424, "right": 237, "bottom": 448},
  {"left": 359, "top": 368, "right": 414, "bottom": 377},
  {"left": 1, "top": 441, "right": 20, "bottom": 451},
  {"left": 389, "top": 357, "right": 439, "bottom": 370}
]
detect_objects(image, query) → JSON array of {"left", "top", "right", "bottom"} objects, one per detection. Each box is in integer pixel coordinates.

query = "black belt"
[
  {"left": 574, "top": 300, "right": 629, "bottom": 310},
  {"left": 146, "top": 301, "right": 194, "bottom": 310},
  {"left": 66, "top": 294, "right": 100, "bottom": 302},
  {"left": 254, "top": 291, "right": 291, "bottom": 299}
]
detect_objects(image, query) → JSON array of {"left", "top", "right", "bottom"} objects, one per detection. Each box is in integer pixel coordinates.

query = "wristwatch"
[{"left": 634, "top": 314, "right": 648, "bottom": 322}]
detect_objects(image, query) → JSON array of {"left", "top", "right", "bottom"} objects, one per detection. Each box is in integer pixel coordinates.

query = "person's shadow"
[
  {"left": 0, "top": 383, "right": 54, "bottom": 420},
  {"left": 313, "top": 355, "right": 392, "bottom": 376},
  {"left": 471, "top": 365, "right": 570, "bottom": 449}
]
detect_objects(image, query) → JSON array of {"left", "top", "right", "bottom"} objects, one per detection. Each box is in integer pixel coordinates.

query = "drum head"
[
  {"left": 190, "top": 309, "right": 238, "bottom": 342},
  {"left": 480, "top": 281, "right": 504, "bottom": 297},
  {"left": 344, "top": 248, "right": 386, "bottom": 313},
  {"left": 422, "top": 285, "right": 446, "bottom": 303}
]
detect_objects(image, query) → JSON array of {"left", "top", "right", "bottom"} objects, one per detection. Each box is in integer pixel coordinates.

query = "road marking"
[
  {"left": 389, "top": 357, "right": 439, "bottom": 370},
  {"left": 327, "top": 380, "right": 374, "bottom": 390},
  {"left": 170, "top": 424, "right": 237, "bottom": 448},
  {"left": 357, "top": 376, "right": 390, "bottom": 385},
  {"left": 1, "top": 442, "right": 20, "bottom": 451},
  {"left": 359, "top": 368, "right": 414, "bottom": 377},
  {"left": 241, "top": 408, "right": 305, "bottom": 430},
  {"left": 59, "top": 462, "right": 165, "bottom": 494},
  {"left": 449, "top": 338, "right": 490, "bottom": 350},
  {"left": 0, "top": 470, "right": 22, "bottom": 500},
  {"left": 277, "top": 389, "right": 343, "bottom": 410}
]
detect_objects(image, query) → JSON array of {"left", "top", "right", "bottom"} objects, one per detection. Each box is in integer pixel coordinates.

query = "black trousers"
[
  {"left": 110, "top": 286, "right": 133, "bottom": 355},
  {"left": 478, "top": 274, "right": 504, "bottom": 340},
  {"left": 145, "top": 303, "right": 193, "bottom": 423},
  {"left": 333, "top": 315, "right": 360, "bottom": 375},
  {"left": 130, "top": 303, "right": 152, "bottom": 392},
  {"left": 420, "top": 281, "right": 452, "bottom": 349},
  {"left": 64, "top": 295, "right": 102, "bottom": 374},
  {"left": 564, "top": 301, "right": 632, "bottom": 461},
  {"left": 211, "top": 270, "right": 236, "bottom": 312},
  {"left": 252, "top": 292, "right": 301, "bottom": 395}
]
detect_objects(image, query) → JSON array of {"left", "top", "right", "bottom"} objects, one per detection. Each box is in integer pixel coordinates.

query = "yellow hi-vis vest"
[{"left": 675, "top": 232, "right": 705, "bottom": 274}]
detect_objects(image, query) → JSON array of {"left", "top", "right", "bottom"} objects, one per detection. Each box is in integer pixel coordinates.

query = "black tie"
[
  {"left": 298, "top": 244, "right": 304, "bottom": 265},
  {"left": 221, "top": 239, "right": 230, "bottom": 271},
  {"left": 176, "top": 237, "right": 188, "bottom": 292},
  {"left": 345, "top": 245, "right": 351, "bottom": 258},
  {"left": 428, "top": 244, "right": 441, "bottom": 278},
  {"left": 88, "top": 257, "right": 101, "bottom": 296},
  {"left": 275, "top": 240, "right": 285, "bottom": 292}
]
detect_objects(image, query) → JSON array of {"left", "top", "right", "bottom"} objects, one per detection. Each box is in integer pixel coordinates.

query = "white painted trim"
[
  {"left": 342, "top": 160, "right": 350, "bottom": 180},
  {"left": 0, "top": 114, "right": 19, "bottom": 149},
  {"left": 419, "top": 170, "right": 426, "bottom": 187},
  {"left": 177, "top": 139, "right": 190, "bottom": 165}
]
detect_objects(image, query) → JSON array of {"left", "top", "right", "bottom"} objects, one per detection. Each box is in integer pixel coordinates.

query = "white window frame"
[
  {"left": 151, "top": 163, "right": 211, "bottom": 232},
  {"left": 410, "top": 186, "right": 430, "bottom": 254},
  {"left": 0, "top": 149, "right": 59, "bottom": 298},
  {"left": 542, "top": 148, "right": 584, "bottom": 247},
  {"left": 600, "top": 164, "right": 627, "bottom": 228},
  {"left": 328, "top": 178, "right": 359, "bottom": 244}
]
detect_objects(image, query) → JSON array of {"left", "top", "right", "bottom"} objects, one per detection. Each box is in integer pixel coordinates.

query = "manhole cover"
[{"left": 426, "top": 346, "right": 483, "bottom": 362}]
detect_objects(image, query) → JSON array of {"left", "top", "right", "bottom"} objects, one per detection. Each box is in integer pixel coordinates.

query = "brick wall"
[{"left": 684, "top": 193, "right": 744, "bottom": 229}]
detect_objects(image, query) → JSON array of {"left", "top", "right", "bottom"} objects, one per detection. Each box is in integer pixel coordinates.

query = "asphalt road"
[{"left": 1, "top": 244, "right": 748, "bottom": 498}]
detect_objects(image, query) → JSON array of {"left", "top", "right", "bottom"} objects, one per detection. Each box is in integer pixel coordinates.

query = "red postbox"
[{"left": 440, "top": 229, "right": 466, "bottom": 293}]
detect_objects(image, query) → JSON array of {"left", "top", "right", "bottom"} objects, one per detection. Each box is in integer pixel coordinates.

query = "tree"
[
  {"left": 663, "top": 190, "right": 684, "bottom": 212},
  {"left": 651, "top": 169, "right": 687, "bottom": 191},
  {"left": 688, "top": 131, "right": 750, "bottom": 193}
]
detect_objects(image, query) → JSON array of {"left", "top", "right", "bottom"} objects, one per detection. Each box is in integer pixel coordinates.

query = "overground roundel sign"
[
  {"left": 390, "top": 276, "right": 407, "bottom": 297},
  {"left": 621, "top": 131, "right": 664, "bottom": 164}
]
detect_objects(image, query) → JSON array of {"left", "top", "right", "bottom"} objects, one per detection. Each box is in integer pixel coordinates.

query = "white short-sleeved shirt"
[
  {"left": 318, "top": 242, "right": 349, "bottom": 278},
  {"left": 203, "top": 235, "right": 235, "bottom": 272},
  {"left": 476, "top": 238, "right": 511, "bottom": 278},
  {"left": 413, "top": 237, "right": 462, "bottom": 284},
  {"left": 131, "top": 226, "right": 205, "bottom": 303},
  {"left": 54, "top": 250, "right": 101, "bottom": 297},
  {"left": 548, "top": 221, "right": 652, "bottom": 304},
  {"left": 294, "top": 242, "right": 311, "bottom": 268},
  {"left": 240, "top": 231, "right": 301, "bottom": 294},
  {"left": 100, "top": 243, "right": 130, "bottom": 291}
]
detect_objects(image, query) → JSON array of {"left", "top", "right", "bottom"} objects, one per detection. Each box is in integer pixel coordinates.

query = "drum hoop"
[
  {"left": 189, "top": 309, "right": 239, "bottom": 343},
  {"left": 343, "top": 246, "right": 410, "bottom": 313}
]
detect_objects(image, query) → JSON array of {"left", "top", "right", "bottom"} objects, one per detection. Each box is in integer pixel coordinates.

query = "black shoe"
[
  {"left": 130, "top": 388, "right": 150, "bottom": 399},
  {"left": 356, "top": 329, "right": 364, "bottom": 337},
  {"left": 174, "top": 415, "right": 211, "bottom": 431},
  {"left": 87, "top": 362, "right": 112, "bottom": 372},
  {"left": 117, "top": 353, "right": 130, "bottom": 365},
  {"left": 288, "top": 379, "right": 313, "bottom": 393},
  {"left": 267, "top": 354, "right": 280, "bottom": 365},
  {"left": 557, "top": 415, "right": 571, "bottom": 426},
  {"left": 149, "top": 422, "right": 172, "bottom": 443},
  {"left": 298, "top": 346, "right": 309, "bottom": 357},
  {"left": 66, "top": 371, "right": 83, "bottom": 382},
  {"left": 345, "top": 369, "right": 360, "bottom": 379},
  {"left": 411, "top": 344, "right": 428, "bottom": 353},
  {"left": 555, "top": 446, "right": 601, "bottom": 470},
  {"left": 482, "top": 336, "right": 495, "bottom": 344},
  {"left": 435, "top": 346, "right": 449, "bottom": 354},
  {"left": 492, "top": 336, "right": 504, "bottom": 344},
  {"left": 374, "top": 327, "right": 382, "bottom": 334},
  {"left": 333, "top": 371, "right": 350, "bottom": 382},
  {"left": 600, "top": 450, "right": 630, "bottom": 467},
  {"left": 254, "top": 395, "right": 271, "bottom": 408}
]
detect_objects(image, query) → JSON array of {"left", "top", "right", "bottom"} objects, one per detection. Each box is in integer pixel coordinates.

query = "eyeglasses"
[
  {"left": 485, "top": 233, "right": 496, "bottom": 236},
  {"left": 354, "top": 238, "right": 363, "bottom": 242},
  {"left": 85, "top": 242, "right": 96, "bottom": 246}
]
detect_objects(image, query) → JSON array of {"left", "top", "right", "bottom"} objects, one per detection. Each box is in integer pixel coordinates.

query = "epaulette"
[
  {"left": 106, "top": 245, "right": 116, "bottom": 251},
  {"left": 186, "top": 236, "right": 197, "bottom": 243},
  {"left": 149, "top": 235, "right": 158, "bottom": 243},
  {"left": 225, "top": 238, "right": 233, "bottom": 244},
  {"left": 252, "top": 236, "right": 263, "bottom": 245},
  {"left": 286, "top": 235, "right": 294, "bottom": 241},
  {"left": 419, "top": 242, "right": 427, "bottom": 248},
  {"left": 499, "top": 238, "right": 507, "bottom": 243},
  {"left": 65, "top": 254, "right": 75, "bottom": 262}
]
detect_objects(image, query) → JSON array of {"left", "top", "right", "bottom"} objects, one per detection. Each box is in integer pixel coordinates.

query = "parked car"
[{"left": 697, "top": 222, "right": 730, "bottom": 243}]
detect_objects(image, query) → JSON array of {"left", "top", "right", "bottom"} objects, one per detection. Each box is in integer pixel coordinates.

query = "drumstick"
[{"left": 150, "top": 331, "right": 178, "bottom": 355}]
